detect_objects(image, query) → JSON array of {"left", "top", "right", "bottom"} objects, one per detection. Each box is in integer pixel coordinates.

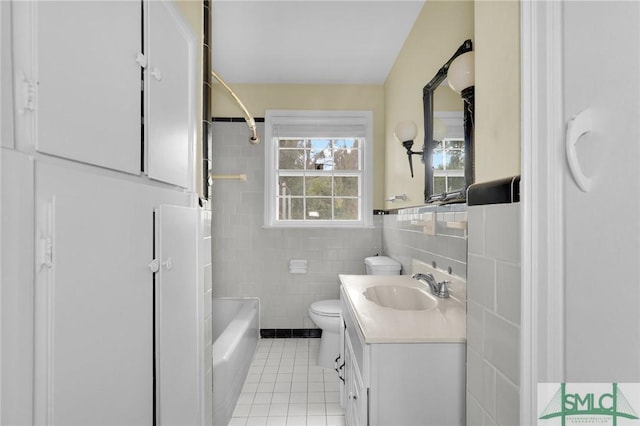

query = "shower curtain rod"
[{"left": 211, "top": 70, "right": 260, "bottom": 144}]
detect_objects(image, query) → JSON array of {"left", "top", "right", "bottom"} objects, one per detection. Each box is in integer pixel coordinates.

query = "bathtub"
[{"left": 212, "top": 297, "right": 259, "bottom": 426}]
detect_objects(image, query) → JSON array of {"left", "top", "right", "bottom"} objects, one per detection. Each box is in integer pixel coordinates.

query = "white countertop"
[{"left": 339, "top": 263, "right": 466, "bottom": 344}]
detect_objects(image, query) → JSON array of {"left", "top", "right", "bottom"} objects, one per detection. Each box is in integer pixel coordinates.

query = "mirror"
[{"left": 423, "top": 39, "right": 474, "bottom": 203}]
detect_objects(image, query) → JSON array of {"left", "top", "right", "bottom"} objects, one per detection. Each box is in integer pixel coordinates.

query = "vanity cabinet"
[
  {"left": 340, "top": 286, "right": 466, "bottom": 426},
  {"left": 342, "top": 294, "right": 369, "bottom": 426}
]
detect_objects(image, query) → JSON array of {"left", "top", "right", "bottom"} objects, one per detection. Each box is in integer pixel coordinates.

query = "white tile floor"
[{"left": 229, "top": 338, "right": 345, "bottom": 426}]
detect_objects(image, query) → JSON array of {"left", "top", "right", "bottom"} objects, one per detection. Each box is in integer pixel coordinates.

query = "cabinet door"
[
  {"left": 155, "top": 205, "right": 202, "bottom": 425},
  {"left": 344, "top": 336, "right": 367, "bottom": 426},
  {"left": 145, "top": 1, "right": 193, "bottom": 188},
  {"left": 34, "top": 163, "right": 153, "bottom": 425},
  {"left": 34, "top": 1, "right": 142, "bottom": 174},
  {"left": 343, "top": 339, "right": 356, "bottom": 425},
  {"left": 352, "top": 363, "right": 367, "bottom": 426}
]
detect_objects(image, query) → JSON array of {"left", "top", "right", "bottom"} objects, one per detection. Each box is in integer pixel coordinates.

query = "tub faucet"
[{"left": 412, "top": 273, "right": 450, "bottom": 298}]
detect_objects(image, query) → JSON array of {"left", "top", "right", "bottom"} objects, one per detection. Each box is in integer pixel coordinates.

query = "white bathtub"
[{"left": 212, "top": 297, "right": 259, "bottom": 426}]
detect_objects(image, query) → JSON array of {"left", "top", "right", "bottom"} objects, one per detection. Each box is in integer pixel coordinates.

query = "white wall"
[
  {"left": 1, "top": 3, "right": 34, "bottom": 423},
  {"left": 0, "top": 152, "right": 34, "bottom": 426}
]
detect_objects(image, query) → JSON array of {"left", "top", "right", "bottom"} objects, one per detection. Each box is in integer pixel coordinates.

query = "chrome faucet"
[{"left": 412, "top": 273, "right": 450, "bottom": 298}]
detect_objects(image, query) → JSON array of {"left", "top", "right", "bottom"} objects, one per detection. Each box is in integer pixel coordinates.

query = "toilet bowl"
[
  {"left": 308, "top": 299, "right": 341, "bottom": 369},
  {"left": 309, "top": 256, "right": 401, "bottom": 369}
]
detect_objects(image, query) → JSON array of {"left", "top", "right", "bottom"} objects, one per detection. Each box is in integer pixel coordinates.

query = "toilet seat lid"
[{"left": 310, "top": 299, "right": 341, "bottom": 317}]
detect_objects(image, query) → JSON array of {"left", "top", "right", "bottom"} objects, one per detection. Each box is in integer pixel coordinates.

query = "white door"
[
  {"left": 34, "top": 162, "right": 153, "bottom": 425},
  {"left": 145, "top": 1, "right": 193, "bottom": 189},
  {"left": 33, "top": 1, "right": 142, "bottom": 174},
  {"left": 155, "top": 205, "right": 202, "bottom": 425},
  {"left": 563, "top": 1, "right": 640, "bottom": 381}
]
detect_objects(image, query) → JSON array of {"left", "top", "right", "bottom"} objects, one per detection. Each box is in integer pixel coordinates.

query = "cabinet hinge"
[
  {"left": 39, "top": 237, "right": 53, "bottom": 269},
  {"left": 148, "top": 258, "right": 160, "bottom": 273},
  {"left": 21, "top": 74, "right": 36, "bottom": 113}
]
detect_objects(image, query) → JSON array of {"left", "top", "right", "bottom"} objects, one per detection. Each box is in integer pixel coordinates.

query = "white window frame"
[
  {"left": 433, "top": 137, "right": 465, "bottom": 193},
  {"left": 431, "top": 111, "right": 465, "bottom": 195},
  {"left": 264, "top": 110, "right": 373, "bottom": 228}
]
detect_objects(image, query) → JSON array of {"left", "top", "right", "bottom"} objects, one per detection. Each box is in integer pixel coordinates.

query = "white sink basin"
[{"left": 363, "top": 285, "right": 437, "bottom": 311}]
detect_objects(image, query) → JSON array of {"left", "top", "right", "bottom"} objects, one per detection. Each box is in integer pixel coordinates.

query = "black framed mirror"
[{"left": 423, "top": 39, "right": 474, "bottom": 203}]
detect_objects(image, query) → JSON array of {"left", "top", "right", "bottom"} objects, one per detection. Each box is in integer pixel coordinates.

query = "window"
[
  {"left": 264, "top": 110, "right": 373, "bottom": 228},
  {"left": 433, "top": 138, "right": 465, "bottom": 194}
]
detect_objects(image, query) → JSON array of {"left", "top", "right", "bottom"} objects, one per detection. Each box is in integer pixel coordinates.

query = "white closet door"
[
  {"left": 563, "top": 1, "right": 640, "bottom": 381},
  {"left": 155, "top": 205, "right": 202, "bottom": 425},
  {"left": 145, "top": 1, "right": 193, "bottom": 188},
  {"left": 35, "top": 1, "right": 141, "bottom": 174},
  {"left": 34, "top": 163, "right": 153, "bottom": 425}
]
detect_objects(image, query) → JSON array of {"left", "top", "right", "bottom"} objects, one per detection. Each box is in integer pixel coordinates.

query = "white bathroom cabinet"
[
  {"left": 3, "top": 1, "right": 204, "bottom": 424},
  {"left": 340, "top": 287, "right": 466, "bottom": 426},
  {"left": 32, "top": 161, "right": 202, "bottom": 425},
  {"left": 144, "top": 1, "right": 194, "bottom": 189},
  {"left": 13, "top": 0, "right": 194, "bottom": 188},
  {"left": 155, "top": 204, "right": 203, "bottom": 425}
]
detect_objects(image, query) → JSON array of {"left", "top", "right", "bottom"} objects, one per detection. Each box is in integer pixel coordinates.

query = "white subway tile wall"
[
  {"left": 211, "top": 121, "right": 383, "bottom": 329},
  {"left": 466, "top": 203, "right": 520, "bottom": 426},
  {"left": 382, "top": 205, "right": 468, "bottom": 279}
]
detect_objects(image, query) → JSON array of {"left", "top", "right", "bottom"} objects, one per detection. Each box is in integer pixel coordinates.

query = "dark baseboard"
[{"left": 260, "top": 328, "right": 322, "bottom": 339}]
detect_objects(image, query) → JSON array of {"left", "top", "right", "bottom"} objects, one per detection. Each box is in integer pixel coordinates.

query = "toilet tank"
[{"left": 364, "top": 256, "right": 401, "bottom": 275}]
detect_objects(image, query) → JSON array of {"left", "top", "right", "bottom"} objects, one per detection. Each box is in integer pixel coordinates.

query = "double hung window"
[
  {"left": 431, "top": 112, "right": 465, "bottom": 196},
  {"left": 264, "top": 110, "right": 373, "bottom": 228},
  {"left": 433, "top": 138, "right": 465, "bottom": 194}
]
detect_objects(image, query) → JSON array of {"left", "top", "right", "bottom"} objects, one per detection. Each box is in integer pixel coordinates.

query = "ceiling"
[{"left": 211, "top": 1, "right": 425, "bottom": 84}]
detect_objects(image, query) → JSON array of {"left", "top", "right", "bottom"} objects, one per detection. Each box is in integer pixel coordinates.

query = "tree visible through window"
[
  {"left": 264, "top": 110, "right": 373, "bottom": 228},
  {"left": 277, "top": 138, "right": 361, "bottom": 221}
]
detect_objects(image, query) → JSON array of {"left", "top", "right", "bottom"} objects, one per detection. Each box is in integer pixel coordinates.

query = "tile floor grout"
[{"left": 228, "top": 338, "right": 345, "bottom": 426}]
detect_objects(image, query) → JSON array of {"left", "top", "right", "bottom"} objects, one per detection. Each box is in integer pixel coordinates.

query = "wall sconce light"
[
  {"left": 447, "top": 50, "right": 475, "bottom": 161},
  {"left": 397, "top": 43, "right": 474, "bottom": 184},
  {"left": 448, "top": 51, "right": 475, "bottom": 119},
  {"left": 394, "top": 120, "right": 421, "bottom": 178},
  {"left": 447, "top": 51, "right": 475, "bottom": 94}
]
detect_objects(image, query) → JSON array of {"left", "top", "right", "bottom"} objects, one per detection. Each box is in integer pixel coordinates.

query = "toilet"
[{"left": 309, "top": 255, "right": 401, "bottom": 368}]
